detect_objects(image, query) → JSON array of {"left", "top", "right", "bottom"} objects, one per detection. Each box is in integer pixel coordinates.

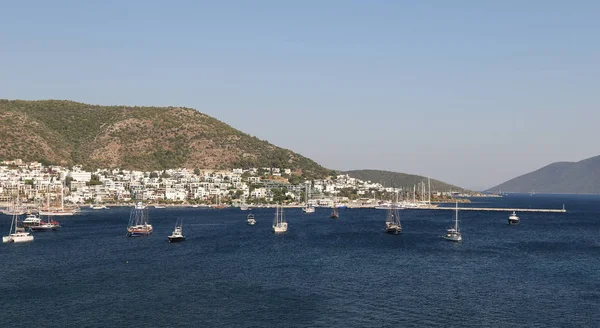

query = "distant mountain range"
[
  {"left": 487, "top": 155, "right": 600, "bottom": 194},
  {"left": 343, "top": 170, "right": 467, "bottom": 192},
  {"left": 0, "top": 99, "right": 331, "bottom": 178}
]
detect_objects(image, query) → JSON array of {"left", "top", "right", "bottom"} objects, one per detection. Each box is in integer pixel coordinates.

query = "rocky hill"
[
  {"left": 343, "top": 170, "right": 468, "bottom": 192},
  {"left": 487, "top": 155, "right": 600, "bottom": 194},
  {"left": 0, "top": 99, "right": 332, "bottom": 178}
]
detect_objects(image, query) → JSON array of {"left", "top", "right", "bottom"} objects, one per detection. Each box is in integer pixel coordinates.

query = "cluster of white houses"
[{"left": 0, "top": 159, "right": 463, "bottom": 206}]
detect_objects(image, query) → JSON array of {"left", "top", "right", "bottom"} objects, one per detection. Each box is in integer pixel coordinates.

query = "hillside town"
[{"left": 0, "top": 159, "right": 471, "bottom": 208}]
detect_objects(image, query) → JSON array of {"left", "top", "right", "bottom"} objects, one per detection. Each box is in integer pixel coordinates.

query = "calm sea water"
[{"left": 1, "top": 195, "right": 599, "bottom": 327}]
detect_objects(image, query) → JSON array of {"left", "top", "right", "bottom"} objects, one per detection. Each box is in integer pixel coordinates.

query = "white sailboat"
[
  {"left": 508, "top": 211, "right": 520, "bottom": 225},
  {"left": 302, "top": 183, "right": 315, "bottom": 214},
  {"left": 3, "top": 201, "right": 34, "bottom": 243},
  {"left": 442, "top": 202, "right": 462, "bottom": 242},
  {"left": 272, "top": 205, "right": 288, "bottom": 233}
]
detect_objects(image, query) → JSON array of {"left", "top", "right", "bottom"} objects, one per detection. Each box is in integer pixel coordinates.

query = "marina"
[{"left": 0, "top": 194, "right": 597, "bottom": 327}]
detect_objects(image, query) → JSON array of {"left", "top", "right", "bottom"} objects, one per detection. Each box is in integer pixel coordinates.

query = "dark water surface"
[{"left": 1, "top": 195, "right": 599, "bottom": 327}]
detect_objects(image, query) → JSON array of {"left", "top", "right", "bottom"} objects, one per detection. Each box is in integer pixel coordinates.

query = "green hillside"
[{"left": 0, "top": 99, "right": 332, "bottom": 178}]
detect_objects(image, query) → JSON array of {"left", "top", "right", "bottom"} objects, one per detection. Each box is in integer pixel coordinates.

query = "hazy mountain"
[
  {"left": 343, "top": 169, "right": 467, "bottom": 192},
  {"left": 0, "top": 99, "right": 332, "bottom": 178},
  {"left": 487, "top": 155, "right": 600, "bottom": 193}
]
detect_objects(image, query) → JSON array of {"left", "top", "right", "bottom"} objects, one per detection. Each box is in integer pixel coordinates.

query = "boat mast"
[
  {"left": 455, "top": 201, "right": 459, "bottom": 231},
  {"left": 9, "top": 199, "right": 15, "bottom": 234},
  {"left": 428, "top": 177, "right": 431, "bottom": 205}
]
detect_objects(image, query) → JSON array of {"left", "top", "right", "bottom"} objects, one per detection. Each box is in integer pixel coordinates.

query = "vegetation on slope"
[{"left": 0, "top": 99, "right": 331, "bottom": 178}]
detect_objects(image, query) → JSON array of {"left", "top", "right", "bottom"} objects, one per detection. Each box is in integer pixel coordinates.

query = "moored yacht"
[
  {"left": 302, "top": 204, "right": 315, "bottom": 214},
  {"left": 30, "top": 214, "right": 60, "bottom": 231},
  {"left": 168, "top": 219, "right": 185, "bottom": 242},
  {"left": 22, "top": 213, "right": 42, "bottom": 227},
  {"left": 247, "top": 213, "right": 256, "bottom": 225},
  {"left": 508, "top": 211, "right": 520, "bottom": 225},
  {"left": 272, "top": 206, "right": 288, "bottom": 233}
]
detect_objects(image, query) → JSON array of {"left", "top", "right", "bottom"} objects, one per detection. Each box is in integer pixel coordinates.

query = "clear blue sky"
[{"left": 1, "top": 0, "right": 599, "bottom": 190}]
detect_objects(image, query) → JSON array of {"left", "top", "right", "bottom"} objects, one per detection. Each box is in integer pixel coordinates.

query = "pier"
[{"left": 415, "top": 205, "right": 566, "bottom": 213}]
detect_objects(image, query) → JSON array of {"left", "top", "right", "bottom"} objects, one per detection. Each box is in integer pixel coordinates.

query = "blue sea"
[{"left": 1, "top": 194, "right": 599, "bottom": 327}]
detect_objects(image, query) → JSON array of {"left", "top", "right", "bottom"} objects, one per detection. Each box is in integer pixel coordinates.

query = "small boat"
[
  {"left": 272, "top": 205, "right": 288, "bottom": 233},
  {"left": 508, "top": 211, "right": 520, "bottom": 225},
  {"left": 442, "top": 202, "right": 462, "bottom": 242},
  {"left": 330, "top": 205, "right": 339, "bottom": 219},
  {"left": 22, "top": 213, "right": 42, "bottom": 227},
  {"left": 3, "top": 204, "right": 34, "bottom": 243},
  {"left": 385, "top": 204, "right": 402, "bottom": 234},
  {"left": 91, "top": 204, "right": 109, "bottom": 210},
  {"left": 127, "top": 201, "right": 153, "bottom": 237},
  {"left": 247, "top": 213, "right": 256, "bottom": 225},
  {"left": 302, "top": 204, "right": 315, "bottom": 214},
  {"left": 153, "top": 205, "right": 166, "bottom": 209},
  {"left": 168, "top": 219, "right": 185, "bottom": 242}
]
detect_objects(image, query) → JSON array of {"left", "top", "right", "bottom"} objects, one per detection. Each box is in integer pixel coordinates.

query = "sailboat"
[
  {"left": 508, "top": 211, "right": 520, "bottom": 225},
  {"left": 385, "top": 203, "right": 402, "bottom": 234},
  {"left": 3, "top": 201, "right": 34, "bottom": 243},
  {"left": 168, "top": 219, "right": 185, "bottom": 242},
  {"left": 39, "top": 184, "right": 76, "bottom": 216},
  {"left": 302, "top": 184, "right": 315, "bottom": 214},
  {"left": 1, "top": 194, "right": 26, "bottom": 215},
  {"left": 247, "top": 213, "right": 256, "bottom": 225},
  {"left": 442, "top": 202, "right": 462, "bottom": 241},
  {"left": 127, "top": 201, "right": 153, "bottom": 236},
  {"left": 272, "top": 205, "right": 288, "bottom": 233},
  {"left": 330, "top": 200, "right": 339, "bottom": 219},
  {"left": 212, "top": 194, "right": 225, "bottom": 209}
]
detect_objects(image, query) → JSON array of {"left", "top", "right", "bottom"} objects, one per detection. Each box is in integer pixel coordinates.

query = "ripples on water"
[{"left": 0, "top": 195, "right": 598, "bottom": 327}]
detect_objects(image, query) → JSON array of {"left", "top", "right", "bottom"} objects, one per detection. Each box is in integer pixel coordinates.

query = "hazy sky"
[{"left": 1, "top": 1, "right": 599, "bottom": 190}]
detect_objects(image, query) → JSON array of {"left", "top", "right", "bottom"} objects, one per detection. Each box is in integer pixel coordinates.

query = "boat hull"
[
  {"left": 30, "top": 225, "right": 60, "bottom": 231},
  {"left": 272, "top": 223, "right": 288, "bottom": 233},
  {"left": 385, "top": 223, "right": 402, "bottom": 234},
  {"left": 3, "top": 234, "right": 34, "bottom": 243},
  {"left": 128, "top": 231, "right": 152, "bottom": 237},
  {"left": 39, "top": 211, "right": 75, "bottom": 216},
  {"left": 508, "top": 219, "right": 520, "bottom": 225},
  {"left": 168, "top": 236, "right": 185, "bottom": 243},
  {"left": 442, "top": 234, "right": 462, "bottom": 242},
  {"left": 247, "top": 220, "right": 256, "bottom": 225},
  {"left": 302, "top": 207, "right": 315, "bottom": 214},
  {"left": 385, "top": 228, "right": 402, "bottom": 235}
]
